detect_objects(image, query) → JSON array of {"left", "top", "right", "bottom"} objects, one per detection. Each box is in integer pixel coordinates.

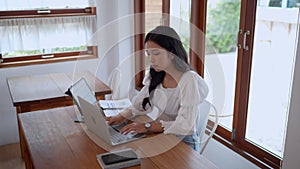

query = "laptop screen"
[{"left": 68, "top": 78, "right": 97, "bottom": 113}]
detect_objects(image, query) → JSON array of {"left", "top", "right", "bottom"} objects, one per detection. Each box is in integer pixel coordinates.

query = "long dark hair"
[{"left": 142, "top": 26, "right": 191, "bottom": 110}]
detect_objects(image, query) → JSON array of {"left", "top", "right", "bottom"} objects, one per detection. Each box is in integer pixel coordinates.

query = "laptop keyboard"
[
  {"left": 109, "top": 127, "right": 128, "bottom": 144},
  {"left": 111, "top": 122, "right": 127, "bottom": 132}
]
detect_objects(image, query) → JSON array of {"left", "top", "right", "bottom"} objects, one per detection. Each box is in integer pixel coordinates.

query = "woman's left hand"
[{"left": 120, "top": 123, "right": 147, "bottom": 135}]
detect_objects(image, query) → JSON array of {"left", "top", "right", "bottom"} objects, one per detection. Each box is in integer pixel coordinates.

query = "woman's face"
[{"left": 145, "top": 41, "right": 173, "bottom": 72}]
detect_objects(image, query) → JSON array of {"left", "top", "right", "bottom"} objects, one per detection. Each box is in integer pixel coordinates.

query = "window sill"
[
  {"left": 0, "top": 54, "right": 97, "bottom": 68},
  {"left": 213, "top": 131, "right": 282, "bottom": 169}
]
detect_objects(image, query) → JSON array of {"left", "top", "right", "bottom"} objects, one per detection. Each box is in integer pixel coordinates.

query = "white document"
[
  {"left": 99, "top": 98, "right": 131, "bottom": 109},
  {"left": 99, "top": 98, "right": 132, "bottom": 117},
  {"left": 99, "top": 98, "right": 161, "bottom": 120}
]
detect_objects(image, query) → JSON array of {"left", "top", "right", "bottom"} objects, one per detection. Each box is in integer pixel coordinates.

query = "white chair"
[
  {"left": 198, "top": 100, "right": 219, "bottom": 154},
  {"left": 106, "top": 68, "right": 121, "bottom": 100},
  {"left": 106, "top": 67, "right": 139, "bottom": 100}
]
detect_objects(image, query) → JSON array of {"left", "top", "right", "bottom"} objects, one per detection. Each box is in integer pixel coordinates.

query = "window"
[
  {"left": 0, "top": 0, "right": 97, "bottom": 68},
  {"left": 135, "top": 0, "right": 195, "bottom": 87},
  {"left": 135, "top": 0, "right": 297, "bottom": 168},
  {"left": 206, "top": 0, "right": 297, "bottom": 168},
  {"left": 133, "top": 0, "right": 167, "bottom": 89},
  {"left": 246, "top": 0, "right": 298, "bottom": 158},
  {"left": 170, "top": 0, "right": 191, "bottom": 55},
  {"left": 144, "top": 0, "right": 163, "bottom": 74},
  {"left": 205, "top": 0, "right": 240, "bottom": 135},
  {"left": 145, "top": 0, "right": 163, "bottom": 32}
]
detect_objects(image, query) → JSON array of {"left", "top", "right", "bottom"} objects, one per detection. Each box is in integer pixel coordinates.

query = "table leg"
[
  {"left": 17, "top": 115, "right": 25, "bottom": 159},
  {"left": 17, "top": 114, "right": 33, "bottom": 169}
]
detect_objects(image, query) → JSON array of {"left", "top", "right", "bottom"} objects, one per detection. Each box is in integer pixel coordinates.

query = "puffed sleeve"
[
  {"left": 161, "top": 71, "right": 209, "bottom": 135},
  {"left": 130, "top": 72, "right": 152, "bottom": 111}
]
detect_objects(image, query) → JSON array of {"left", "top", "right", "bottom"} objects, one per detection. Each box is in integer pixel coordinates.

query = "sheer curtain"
[
  {"left": 0, "top": 16, "right": 96, "bottom": 55},
  {"left": 0, "top": 0, "right": 96, "bottom": 56}
]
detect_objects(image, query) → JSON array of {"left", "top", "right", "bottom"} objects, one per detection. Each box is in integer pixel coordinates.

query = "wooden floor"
[{"left": 0, "top": 143, "right": 25, "bottom": 169}]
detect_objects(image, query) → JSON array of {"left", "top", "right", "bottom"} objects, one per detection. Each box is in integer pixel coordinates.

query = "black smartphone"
[{"left": 101, "top": 150, "right": 138, "bottom": 165}]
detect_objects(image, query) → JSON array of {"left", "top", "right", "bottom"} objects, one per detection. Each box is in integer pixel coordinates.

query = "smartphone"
[{"left": 101, "top": 150, "right": 138, "bottom": 165}]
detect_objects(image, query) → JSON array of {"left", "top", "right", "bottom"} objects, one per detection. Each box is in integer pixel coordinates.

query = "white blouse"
[{"left": 121, "top": 70, "right": 209, "bottom": 135}]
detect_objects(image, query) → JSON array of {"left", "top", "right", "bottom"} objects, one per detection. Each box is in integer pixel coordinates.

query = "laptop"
[
  {"left": 65, "top": 77, "right": 97, "bottom": 122},
  {"left": 77, "top": 96, "right": 146, "bottom": 146}
]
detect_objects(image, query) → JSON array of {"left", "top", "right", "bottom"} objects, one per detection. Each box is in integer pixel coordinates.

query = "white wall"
[
  {"left": 0, "top": 62, "right": 82, "bottom": 145},
  {"left": 0, "top": 0, "right": 134, "bottom": 146},
  {"left": 94, "top": 0, "right": 135, "bottom": 99}
]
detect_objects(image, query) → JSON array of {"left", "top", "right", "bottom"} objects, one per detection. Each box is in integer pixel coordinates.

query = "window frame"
[
  {"left": 134, "top": 0, "right": 145, "bottom": 89},
  {"left": 134, "top": 0, "right": 282, "bottom": 168},
  {"left": 0, "top": 46, "right": 97, "bottom": 68},
  {"left": 0, "top": 7, "right": 97, "bottom": 68},
  {"left": 0, "top": 7, "right": 96, "bottom": 19}
]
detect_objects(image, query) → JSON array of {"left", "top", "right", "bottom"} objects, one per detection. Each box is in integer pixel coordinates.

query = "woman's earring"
[{"left": 169, "top": 53, "right": 174, "bottom": 60}]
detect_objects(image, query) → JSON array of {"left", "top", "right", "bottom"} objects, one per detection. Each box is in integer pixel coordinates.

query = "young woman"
[{"left": 106, "top": 25, "right": 209, "bottom": 151}]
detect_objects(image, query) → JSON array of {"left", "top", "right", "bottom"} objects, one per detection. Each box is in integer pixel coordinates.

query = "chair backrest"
[
  {"left": 106, "top": 68, "right": 121, "bottom": 100},
  {"left": 198, "top": 100, "right": 219, "bottom": 154}
]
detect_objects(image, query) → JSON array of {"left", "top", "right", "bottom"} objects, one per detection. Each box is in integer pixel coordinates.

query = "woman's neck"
[{"left": 162, "top": 70, "right": 184, "bottom": 88}]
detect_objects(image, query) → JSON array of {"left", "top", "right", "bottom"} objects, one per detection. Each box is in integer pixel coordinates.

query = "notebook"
[{"left": 77, "top": 95, "right": 145, "bottom": 146}]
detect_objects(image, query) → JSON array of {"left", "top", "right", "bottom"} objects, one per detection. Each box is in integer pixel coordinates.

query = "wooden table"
[
  {"left": 18, "top": 106, "right": 219, "bottom": 169},
  {"left": 7, "top": 71, "right": 111, "bottom": 113},
  {"left": 7, "top": 71, "right": 112, "bottom": 160}
]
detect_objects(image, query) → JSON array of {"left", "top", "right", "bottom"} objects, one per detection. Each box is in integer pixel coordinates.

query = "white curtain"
[
  {"left": 0, "top": 16, "right": 96, "bottom": 54},
  {"left": 0, "top": 0, "right": 96, "bottom": 55}
]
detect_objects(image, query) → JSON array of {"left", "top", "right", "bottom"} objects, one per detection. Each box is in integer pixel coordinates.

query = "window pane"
[
  {"left": 205, "top": 0, "right": 241, "bottom": 130},
  {"left": 170, "top": 0, "right": 191, "bottom": 53},
  {"left": 245, "top": 5, "right": 299, "bottom": 157},
  {"left": 0, "top": 16, "right": 96, "bottom": 58},
  {"left": 3, "top": 46, "right": 87, "bottom": 58},
  {"left": 145, "top": 0, "right": 162, "bottom": 33},
  {"left": 145, "top": 0, "right": 162, "bottom": 71}
]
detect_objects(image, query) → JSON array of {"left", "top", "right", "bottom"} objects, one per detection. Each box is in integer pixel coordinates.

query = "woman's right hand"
[{"left": 106, "top": 114, "right": 126, "bottom": 126}]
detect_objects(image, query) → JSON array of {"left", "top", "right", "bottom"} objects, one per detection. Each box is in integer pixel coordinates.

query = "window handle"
[
  {"left": 41, "top": 55, "right": 54, "bottom": 59},
  {"left": 243, "top": 30, "right": 250, "bottom": 51},
  {"left": 37, "top": 10, "right": 51, "bottom": 14}
]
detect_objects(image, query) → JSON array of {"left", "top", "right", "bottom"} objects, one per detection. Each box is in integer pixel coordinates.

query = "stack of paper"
[{"left": 99, "top": 98, "right": 132, "bottom": 117}]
